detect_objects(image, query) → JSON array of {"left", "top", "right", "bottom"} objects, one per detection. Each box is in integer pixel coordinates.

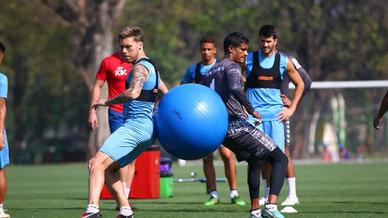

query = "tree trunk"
[{"left": 42, "top": 0, "right": 127, "bottom": 158}]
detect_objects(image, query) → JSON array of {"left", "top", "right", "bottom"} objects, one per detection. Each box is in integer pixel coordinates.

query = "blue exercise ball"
[{"left": 154, "top": 84, "right": 228, "bottom": 160}]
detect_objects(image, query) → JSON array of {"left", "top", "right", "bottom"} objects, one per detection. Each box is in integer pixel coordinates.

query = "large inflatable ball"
[{"left": 154, "top": 84, "right": 228, "bottom": 160}]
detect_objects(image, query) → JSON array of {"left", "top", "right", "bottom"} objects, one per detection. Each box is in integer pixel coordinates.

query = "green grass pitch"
[{"left": 5, "top": 161, "right": 388, "bottom": 217}]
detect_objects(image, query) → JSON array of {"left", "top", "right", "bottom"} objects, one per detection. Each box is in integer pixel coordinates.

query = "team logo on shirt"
[
  {"left": 258, "top": 75, "right": 273, "bottom": 81},
  {"left": 115, "top": 66, "right": 127, "bottom": 76}
]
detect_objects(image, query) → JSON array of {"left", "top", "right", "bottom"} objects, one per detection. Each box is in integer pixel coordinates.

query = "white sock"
[
  {"left": 0, "top": 203, "right": 3, "bottom": 212},
  {"left": 287, "top": 177, "right": 297, "bottom": 199},
  {"left": 86, "top": 204, "right": 99, "bottom": 213},
  {"left": 251, "top": 208, "right": 261, "bottom": 216},
  {"left": 209, "top": 191, "right": 219, "bottom": 199},
  {"left": 119, "top": 206, "right": 133, "bottom": 216},
  {"left": 265, "top": 204, "right": 278, "bottom": 212},
  {"left": 230, "top": 189, "right": 239, "bottom": 198}
]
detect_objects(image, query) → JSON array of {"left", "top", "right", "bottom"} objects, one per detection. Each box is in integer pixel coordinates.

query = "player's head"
[
  {"left": 199, "top": 36, "right": 216, "bottom": 63},
  {"left": 0, "top": 42, "right": 5, "bottom": 64},
  {"left": 118, "top": 26, "right": 144, "bottom": 63},
  {"left": 223, "top": 32, "right": 249, "bottom": 64},
  {"left": 258, "top": 24, "right": 278, "bottom": 56}
]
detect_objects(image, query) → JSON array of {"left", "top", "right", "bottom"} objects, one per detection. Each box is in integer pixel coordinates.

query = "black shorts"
[
  {"left": 222, "top": 119, "right": 278, "bottom": 162},
  {"left": 283, "top": 119, "right": 290, "bottom": 145}
]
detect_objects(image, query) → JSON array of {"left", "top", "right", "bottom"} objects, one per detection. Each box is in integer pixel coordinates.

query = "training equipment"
[
  {"left": 154, "top": 84, "right": 228, "bottom": 160},
  {"left": 280, "top": 206, "right": 298, "bottom": 213},
  {"left": 174, "top": 171, "right": 226, "bottom": 183},
  {"left": 281, "top": 197, "right": 299, "bottom": 206}
]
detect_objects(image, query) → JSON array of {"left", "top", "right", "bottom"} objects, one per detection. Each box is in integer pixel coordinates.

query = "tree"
[{"left": 41, "top": 0, "right": 127, "bottom": 157}]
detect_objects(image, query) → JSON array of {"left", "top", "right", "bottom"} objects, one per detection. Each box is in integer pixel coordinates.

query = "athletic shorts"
[
  {"left": 283, "top": 119, "right": 290, "bottom": 145},
  {"left": 108, "top": 108, "right": 124, "bottom": 134},
  {"left": 247, "top": 116, "right": 285, "bottom": 152},
  {"left": 0, "top": 131, "right": 9, "bottom": 168},
  {"left": 222, "top": 119, "right": 278, "bottom": 162},
  {"left": 100, "top": 119, "right": 154, "bottom": 167}
]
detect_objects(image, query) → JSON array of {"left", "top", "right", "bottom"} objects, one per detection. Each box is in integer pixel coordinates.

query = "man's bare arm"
[{"left": 98, "top": 64, "right": 149, "bottom": 107}]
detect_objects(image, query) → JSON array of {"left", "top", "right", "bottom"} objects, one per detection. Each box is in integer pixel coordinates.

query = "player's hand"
[
  {"left": 281, "top": 94, "right": 291, "bottom": 107},
  {"left": 374, "top": 116, "right": 382, "bottom": 130},
  {"left": 252, "top": 111, "right": 262, "bottom": 126},
  {"left": 278, "top": 107, "right": 295, "bottom": 121},
  {"left": 92, "top": 99, "right": 107, "bottom": 110},
  {"left": 88, "top": 109, "right": 99, "bottom": 130}
]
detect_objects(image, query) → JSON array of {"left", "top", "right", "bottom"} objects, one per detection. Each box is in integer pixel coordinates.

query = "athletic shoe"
[
  {"left": 281, "top": 197, "right": 299, "bottom": 206},
  {"left": 116, "top": 205, "right": 138, "bottom": 212},
  {"left": 231, "top": 196, "right": 246, "bottom": 206},
  {"left": 281, "top": 206, "right": 298, "bottom": 213},
  {"left": 249, "top": 209, "right": 262, "bottom": 218},
  {"left": 262, "top": 208, "right": 285, "bottom": 218},
  {"left": 0, "top": 211, "right": 10, "bottom": 218},
  {"left": 204, "top": 196, "right": 219, "bottom": 206},
  {"left": 80, "top": 211, "right": 102, "bottom": 218}
]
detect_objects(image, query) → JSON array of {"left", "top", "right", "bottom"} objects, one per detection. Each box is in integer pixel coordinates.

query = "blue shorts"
[
  {"left": 108, "top": 108, "right": 124, "bottom": 133},
  {"left": 100, "top": 119, "right": 154, "bottom": 167},
  {"left": 0, "top": 131, "right": 9, "bottom": 168},
  {"left": 247, "top": 115, "right": 285, "bottom": 152}
]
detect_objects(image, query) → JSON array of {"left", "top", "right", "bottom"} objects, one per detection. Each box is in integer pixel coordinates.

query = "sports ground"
[{"left": 5, "top": 160, "right": 388, "bottom": 217}]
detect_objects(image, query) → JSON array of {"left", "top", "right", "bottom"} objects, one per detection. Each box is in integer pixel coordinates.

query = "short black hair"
[
  {"left": 223, "top": 32, "right": 249, "bottom": 54},
  {"left": 199, "top": 36, "right": 216, "bottom": 45},
  {"left": 258, "top": 25, "right": 277, "bottom": 39},
  {"left": 0, "top": 42, "right": 5, "bottom": 53}
]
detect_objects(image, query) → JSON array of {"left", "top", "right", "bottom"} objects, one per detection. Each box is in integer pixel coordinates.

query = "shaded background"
[{"left": 0, "top": 0, "right": 387, "bottom": 164}]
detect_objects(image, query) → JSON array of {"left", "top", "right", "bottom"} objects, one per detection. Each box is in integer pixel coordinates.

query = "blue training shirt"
[
  {"left": 181, "top": 59, "right": 216, "bottom": 83},
  {"left": 0, "top": 73, "right": 8, "bottom": 98},
  {"left": 123, "top": 59, "right": 159, "bottom": 122},
  {"left": 245, "top": 51, "right": 288, "bottom": 121}
]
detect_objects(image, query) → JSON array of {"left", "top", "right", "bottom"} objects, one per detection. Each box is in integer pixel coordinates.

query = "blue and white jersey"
[
  {"left": 245, "top": 50, "right": 288, "bottom": 121},
  {"left": 123, "top": 59, "right": 159, "bottom": 127},
  {"left": 0, "top": 73, "right": 8, "bottom": 98},
  {"left": 0, "top": 72, "right": 9, "bottom": 168},
  {"left": 181, "top": 59, "right": 216, "bottom": 84}
]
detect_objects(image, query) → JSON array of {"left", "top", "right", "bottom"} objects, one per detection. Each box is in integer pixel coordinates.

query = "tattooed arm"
[{"left": 93, "top": 64, "right": 148, "bottom": 108}]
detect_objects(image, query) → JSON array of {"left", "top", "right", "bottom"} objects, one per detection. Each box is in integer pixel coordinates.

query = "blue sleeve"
[
  {"left": 279, "top": 54, "right": 288, "bottom": 80},
  {"left": 245, "top": 52, "right": 254, "bottom": 77},
  {"left": 181, "top": 64, "right": 196, "bottom": 84},
  {"left": 0, "top": 74, "right": 8, "bottom": 98}
]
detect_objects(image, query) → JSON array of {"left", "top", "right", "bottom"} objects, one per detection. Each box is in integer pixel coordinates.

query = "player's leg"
[
  {"left": 0, "top": 168, "right": 9, "bottom": 218},
  {"left": 82, "top": 151, "right": 116, "bottom": 218},
  {"left": 282, "top": 143, "right": 299, "bottom": 206},
  {"left": 246, "top": 156, "right": 262, "bottom": 218},
  {"left": 245, "top": 121, "right": 288, "bottom": 217},
  {"left": 126, "top": 160, "right": 136, "bottom": 196},
  {"left": 222, "top": 119, "right": 286, "bottom": 218},
  {"left": 219, "top": 146, "right": 245, "bottom": 205},
  {"left": 0, "top": 138, "right": 10, "bottom": 218},
  {"left": 109, "top": 109, "right": 132, "bottom": 198},
  {"left": 262, "top": 147, "right": 288, "bottom": 218},
  {"left": 202, "top": 153, "right": 219, "bottom": 205}
]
